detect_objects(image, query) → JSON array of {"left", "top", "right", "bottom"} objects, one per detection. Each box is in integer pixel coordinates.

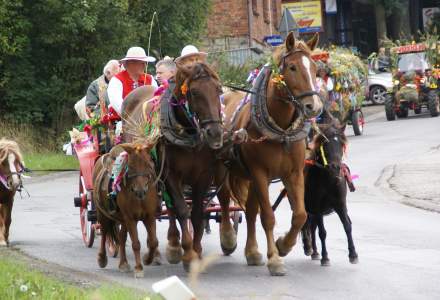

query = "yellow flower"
[
  {"left": 271, "top": 74, "right": 286, "bottom": 86},
  {"left": 181, "top": 82, "right": 188, "bottom": 95}
]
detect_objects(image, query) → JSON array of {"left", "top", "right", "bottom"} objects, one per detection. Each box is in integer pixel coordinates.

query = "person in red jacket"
[{"left": 108, "top": 46, "right": 158, "bottom": 116}]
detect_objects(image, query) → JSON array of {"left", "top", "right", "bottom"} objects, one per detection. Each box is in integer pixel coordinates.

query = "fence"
[{"left": 208, "top": 47, "right": 264, "bottom": 66}]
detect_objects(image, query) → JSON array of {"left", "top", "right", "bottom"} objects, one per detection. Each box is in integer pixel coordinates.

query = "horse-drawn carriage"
[
  {"left": 69, "top": 33, "right": 357, "bottom": 278},
  {"left": 71, "top": 111, "right": 243, "bottom": 250},
  {"left": 312, "top": 48, "right": 367, "bottom": 136}
]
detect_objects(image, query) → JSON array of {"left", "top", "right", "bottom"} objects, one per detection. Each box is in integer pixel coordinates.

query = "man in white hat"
[
  {"left": 175, "top": 45, "right": 207, "bottom": 67},
  {"left": 107, "top": 46, "right": 158, "bottom": 116}
]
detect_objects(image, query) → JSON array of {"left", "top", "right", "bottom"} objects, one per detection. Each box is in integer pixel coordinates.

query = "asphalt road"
[{"left": 9, "top": 106, "right": 440, "bottom": 300}]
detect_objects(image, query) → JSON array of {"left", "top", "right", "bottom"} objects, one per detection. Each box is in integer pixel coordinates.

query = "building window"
[
  {"left": 252, "top": 0, "right": 259, "bottom": 16},
  {"left": 263, "top": 0, "right": 270, "bottom": 23}
]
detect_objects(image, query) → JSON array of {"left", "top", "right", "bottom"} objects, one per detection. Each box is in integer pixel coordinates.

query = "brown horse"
[
  {"left": 0, "top": 139, "right": 24, "bottom": 246},
  {"left": 159, "top": 62, "right": 224, "bottom": 270},
  {"left": 217, "top": 32, "right": 323, "bottom": 276},
  {"left": 93, "top": 143, "right": 160, "bottom": 278}
]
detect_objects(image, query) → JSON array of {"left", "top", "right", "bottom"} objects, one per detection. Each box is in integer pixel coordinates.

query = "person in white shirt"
[{"left": 107, "top": 46, "right": 158, "bottom": 116}]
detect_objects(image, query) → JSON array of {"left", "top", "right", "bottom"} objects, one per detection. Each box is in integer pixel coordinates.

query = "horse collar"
[
  {"left": 160, "top": 84, "right": 203, "bottom": 148},
  {"left": 250, "top": 66, "right": 310, "bottom": 145}
]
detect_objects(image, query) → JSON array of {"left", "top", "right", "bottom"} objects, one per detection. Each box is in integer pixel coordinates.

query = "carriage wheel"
[
  {"left": 351, "top": 110, "right": 364, "bottom": 136},
  {"left": 79, "top": 174, "right": 95, "bottom": 247},
  {"left": 80, "top": 205, "right": 95, "bottom": 248}
]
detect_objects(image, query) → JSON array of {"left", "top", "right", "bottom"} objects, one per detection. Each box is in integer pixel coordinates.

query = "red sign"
[
  {"left": 395, "top": 44, "right": 426, "bottom": 54},
  {"left": 311, "top": 52, "right": 329, "bottom": 62}
]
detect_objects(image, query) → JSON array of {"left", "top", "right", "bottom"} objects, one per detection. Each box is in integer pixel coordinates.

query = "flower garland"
[
  {"left": 181, "top": 81, "right": 188, "bottom": 95},
  {"left": 269, "top": 56, "right": 286, "bottom": 88}
]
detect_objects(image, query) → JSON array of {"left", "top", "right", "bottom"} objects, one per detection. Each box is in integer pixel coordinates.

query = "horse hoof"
[
  {"left": 152, "top": 255, "right": 162, "bottom": 266},
  {"left": 220, "top": 230, "right": 237, "bottom": 256},
  {"left": 134, "top": 269, "right": 144, "bottom": 278},
  {"left": 275, "top": 237, "right": 292, "bottom": 257},
  {"left": 97, "top": 254, "right": 108, "bottom": 268},
  {"left": 267, "top": 257, "right": 286, "bottom": 276},
  {"left": 119, "top": 263, "right": 131, "bottom": 273},
  {"left": 153, "top": 250, "right": 163, "bottom": 266},
  {"left": 143, "top": 251, "right": 161, "bottom": 266},
  {"left": 0, "top": 241, "right": 8, "bottom": 247},
  {"left": 304, "top": 248, "right": 313, "bottom": 256},
  {"left": 166, "top": 245, "right": 183, "bottom": 264},
  {"left": 183, "top": 261, "right": 191, "bottom": 273},
  {"left": 221, "top": 243, "right": 237, "bottom": 256},
  {"left": 246, "top": 252, "right": 264, "bottom": 266},
  {"left": 349, "top": 256, "right": 359, "bottom": 264},
  {"left": 321, "top": 258, "right": 331, "bottom": 266},
  {"left": 311, "top": 253, "right": 321, "bottom": 261}
]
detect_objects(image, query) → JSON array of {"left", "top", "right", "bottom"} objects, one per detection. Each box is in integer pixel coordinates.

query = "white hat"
[
  {"left": 175, "top": 45, "right": 207, "bottom": 63},
  {"left": 120, "top": 46, "right": 156, "bottom": 63}
]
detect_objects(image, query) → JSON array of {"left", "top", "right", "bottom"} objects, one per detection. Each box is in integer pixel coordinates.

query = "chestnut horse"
[
  {"left": 160, "top": 62, "right": 223, "bottom": 270},
  {"left": 217, "top": 32, "right": 323, "bottom": 276},
  {"left": 0, "top": 139, "right": 24, "bottom": 246},
  {"left": 93, "top": 143, "right": 160, "bottom": 278}
]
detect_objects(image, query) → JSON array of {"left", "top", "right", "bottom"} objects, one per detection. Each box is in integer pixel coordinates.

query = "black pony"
[{"left": 302, "top": 116, "right": 358, "bottom": 266}]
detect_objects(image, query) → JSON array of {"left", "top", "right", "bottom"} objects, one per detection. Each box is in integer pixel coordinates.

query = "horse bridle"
[
  {"left": 0, "top": 168, "right": 24, "bottom": 191},
  {"left": 277, "top": 49, "right": 322, "bottom": 112},
  {"left": 177, "top": 76, "right": 223, "bottom": 131},
  {"left": 224, "top": 49, "right": 322, "bottom": 117}
]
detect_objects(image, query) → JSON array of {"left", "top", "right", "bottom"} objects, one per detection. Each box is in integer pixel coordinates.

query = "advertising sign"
[{"left": 282, "top": 1, "right": 323, "bottom": 33}]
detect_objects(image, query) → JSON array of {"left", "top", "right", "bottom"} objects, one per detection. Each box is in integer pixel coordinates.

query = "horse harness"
[
  {"left": 305, "top": 146, "right": 356, "bottom": 192},
  {"left": 224, "top": 50, "right": 322, "bottom": 177},
  {"left": 160, "top": 80, "right": 223, "bottom": 149}
]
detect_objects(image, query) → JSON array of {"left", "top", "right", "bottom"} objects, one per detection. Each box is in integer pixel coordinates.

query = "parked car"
[{"left": 367, "top": 70, "right": 393, "bottom": 105}]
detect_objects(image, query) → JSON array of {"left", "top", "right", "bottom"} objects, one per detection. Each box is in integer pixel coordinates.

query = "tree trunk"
[
  {"left": 375, "top": 2, "right": 387, "bottom": 46},
  {"left": 391, "top": 0, "right": 411, "bottom": 40}
]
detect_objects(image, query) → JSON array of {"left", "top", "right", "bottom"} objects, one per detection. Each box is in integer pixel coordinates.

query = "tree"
[
  {"left": 0, "top": 0, "right": 211, "bottom": 135},
  {"left": 127, "top": 0, "right": 211, "bottom": 58},
  {"left": 0, "top": 1, "right": 31, "bottom": 117},
  {"left": 367, "top": 0, "right": 407, "bottom": 46}
]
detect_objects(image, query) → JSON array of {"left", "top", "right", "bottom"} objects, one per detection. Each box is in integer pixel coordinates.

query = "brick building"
[{"left": 202, "top": 0, "right": 282, "bottom": 64}]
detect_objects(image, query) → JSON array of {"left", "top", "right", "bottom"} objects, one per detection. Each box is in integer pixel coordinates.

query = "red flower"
[{"left": 83, "top": 124, "right": 92, "bottom": 135}]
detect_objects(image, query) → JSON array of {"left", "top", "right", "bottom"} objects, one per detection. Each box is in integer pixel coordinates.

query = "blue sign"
[{"left": 264, "top": 35, "right": 284, "bottom": 46}]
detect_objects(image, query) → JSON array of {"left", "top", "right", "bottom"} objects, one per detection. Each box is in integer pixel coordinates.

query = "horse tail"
[{"left": 106, "top": 217, "right": 120, "bottom": 246}]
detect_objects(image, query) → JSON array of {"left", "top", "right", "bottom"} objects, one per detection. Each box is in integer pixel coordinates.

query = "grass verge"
[
  {"left": 0, "top": 249, "right": 160, "bottom": 300},
  {"left": 24, "top": 152, "right": 78, "bottom": 171}
]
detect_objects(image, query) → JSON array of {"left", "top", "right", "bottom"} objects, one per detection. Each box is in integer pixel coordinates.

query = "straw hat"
[
  {"left": 120, "top": 46, "right": 156, "bottom": 63},
  {"left": 175, "top": 45, "right": 207, "bottom": 64}
]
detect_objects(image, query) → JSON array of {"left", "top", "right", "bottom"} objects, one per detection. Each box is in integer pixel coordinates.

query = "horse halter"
[
  {"left": 277, "top": 49, "right": 322, "bottom": 112},
  {"left": 0, "top": 165, "right": 24, "bottom": 192}
]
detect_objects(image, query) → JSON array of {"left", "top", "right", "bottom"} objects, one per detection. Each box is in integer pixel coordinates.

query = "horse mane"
[
  {"left": 174, "top": 62, "right": 220, "bottom": 96},
  {"left": 0, "top": 138, "right": 23, "bottom": 165},
  {"left": 272, "top": 40, "right": 312, "bottom": 66}
]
